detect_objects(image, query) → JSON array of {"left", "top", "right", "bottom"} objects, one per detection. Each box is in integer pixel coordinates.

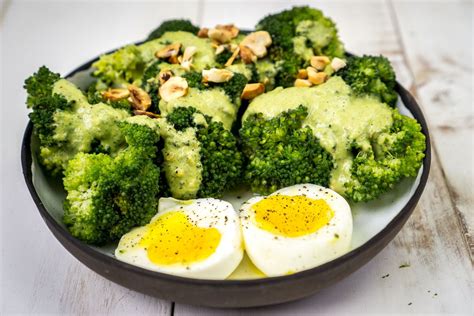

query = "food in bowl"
[{"left": 23, "top": 6, "right": 426, "bottom": 279}]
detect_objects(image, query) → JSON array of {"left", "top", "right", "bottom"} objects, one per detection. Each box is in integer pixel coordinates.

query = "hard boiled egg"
[
  {"left": 115, "top": 197, "right": 243, "bottom": 280},
  {"left": 240, "top": 184, "right": 352, "bottom": 277}
]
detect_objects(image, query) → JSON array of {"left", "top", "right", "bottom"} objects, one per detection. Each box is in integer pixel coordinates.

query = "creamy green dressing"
[
  {"left": 255, "top": 59, "right": 277, "bottom": 90},
  {"left": 159, "top": 87, "right": 236, "bottom": 130},
  {"left": 226, "top": 63, "right": 253, "bottom": 80},
  {"left": 158, "top": 120, "right": 203, "bottom": 199},
  {"left": 243, "top": 76, "right": 393, "bottom": 194},
  {"left": 139, "top": 31, "right": 216, "bottom": 70},
  {"left": 45, "top": 80, "right": 129, "bottom": 169},
  {"left": 293, "top": 20, "right": 334, "bottom": 59}
]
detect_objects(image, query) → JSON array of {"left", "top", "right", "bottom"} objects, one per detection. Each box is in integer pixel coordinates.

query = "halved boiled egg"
[
  {"left": 240, "top": 184, "right": 353, "bottom": 277},
  {"left": 115, "top": 197, "right": 243, "bottom": 279}
]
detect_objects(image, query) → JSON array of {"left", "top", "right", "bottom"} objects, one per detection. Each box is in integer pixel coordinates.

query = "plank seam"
[{"left": 387, "top": 0, "right": 473, "bottom": 262}]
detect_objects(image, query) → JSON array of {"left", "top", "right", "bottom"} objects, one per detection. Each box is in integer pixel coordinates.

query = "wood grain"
[{"left": 1, "top": 0, "right": 472, "bottom": 315}]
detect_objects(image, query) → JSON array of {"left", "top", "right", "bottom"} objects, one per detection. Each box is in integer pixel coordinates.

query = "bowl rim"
[{"left": 21, "top": 46, "right": 431, "bottom": 287}]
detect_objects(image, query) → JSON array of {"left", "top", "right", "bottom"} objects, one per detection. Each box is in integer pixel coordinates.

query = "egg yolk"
[
  {"left": 139, "top": 211, "right": 221, "bottom": 266},
  {"left": 252, "top": 195, "right": 334, "bottom": 237}
]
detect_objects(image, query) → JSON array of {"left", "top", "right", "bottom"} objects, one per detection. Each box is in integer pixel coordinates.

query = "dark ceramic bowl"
[{"left": 21, "top": 48, "right": 431, "bottom": 308}]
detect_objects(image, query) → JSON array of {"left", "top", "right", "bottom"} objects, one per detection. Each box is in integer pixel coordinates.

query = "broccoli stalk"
[
  {"left": 256, "top": 6, "right": 345, "bottom": 87},
  {"left": 166, "top": 107, "right": 243, "bottom": 198},
  {"left": 240, "top": 105, "right": 334, "bottom": 194},
  {"left": 63, "top": 119, "right": 161, "bottom": 244}
]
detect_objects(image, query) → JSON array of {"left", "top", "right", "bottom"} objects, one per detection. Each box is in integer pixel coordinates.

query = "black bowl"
[{"left": 21, "top": 50, "right": 431, "bottom": 308}]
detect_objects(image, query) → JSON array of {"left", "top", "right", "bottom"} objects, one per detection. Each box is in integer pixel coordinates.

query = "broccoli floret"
[
  {"left": 166, "top": 107, "right": 243, "bottom": 197},
  {"left": 147, "top": 19, "right": 200, "bottom": 41},
  {"left": 182, "top": 71, "right": 247, "bottom": 103},
  {"left": 92, "top": 45, "right": 146, "bottom": 88},
  {"left": 140, "top": 61, "right": 163, "bottom": 110},
  {"left": 215, "top": 49, "right": 234, "bottom": 66},
  {"left": 63, "top": 120, "right": 161, "bottom": 244},
  {"left": 345, "top": 111, "right": 426, "bottom": 202},
  {"left": 24, "top": 67, "right": 130, "bottom": 174},
  {"left": 24, "top": 66, "right": 72, "bottom": 146},
  {"left": 240, "top": 105, "right": 334, "bottom": 194},
  {"left": 257, "top": 6, "right": 344, "bottom": 87},
  {"left": 339, "top": 55, "right": 398, "bottom": 107}
]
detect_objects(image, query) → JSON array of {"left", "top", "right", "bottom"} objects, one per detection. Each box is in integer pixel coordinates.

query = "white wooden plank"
[
  {"left": 391, "top": 0, "right": 474, "bottom": 256},
  {"left": 0, "top": 1, "right": 201, "bottom": 314},
  {"left": 175, "top": 0, "right": 472, "bottom": 314}
]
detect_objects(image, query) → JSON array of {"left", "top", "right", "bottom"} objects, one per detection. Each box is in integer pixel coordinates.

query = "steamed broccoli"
[
  {"left": 240, "top": 105, "right": 334, "bottom": 194},
  {"left": 63, "top": 119, "right": 161, "bottom": 244},
  {"left": 166, "top": 107, "right": 243, "bottom": 198},
  {"left": 345, "top": 111, "right": 426, "bottom": 202},
  {"left": 24, "top": 67, "right": 130, "bottom": 174},
  {"left": 256, "top": 6, "right": 344, "bottom": 87},
  {"left": 339, "top": 55, "right": 398, "bottom": 107},
  {"left": 147, "top": 19, "right": 200, "bottom": 41}
]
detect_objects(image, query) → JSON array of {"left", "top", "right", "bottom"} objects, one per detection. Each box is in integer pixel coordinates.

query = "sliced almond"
[
  {"left": 133, "top": 110, "right": 160, "bottom": 119},
  {"left": 294, "top": 79, "right": 313, "bottom": 87},
  {"left": 240, "top": 31, "right": 272, "bottom": 58},
  {"left": 155, "top": 43, "right": 181, "bottom": 59},
  {"left": 197, "top": 27, "right": 209, "bottom": 38},
  {"left": 128, "top": 85, "right": 151, "bottom": 111},
  {"left": 101, "top": 88, "right": 130, "bottom": 101},
  {"left": 202, "top": 68, "right": 234, "bottom": 83},
  {"left": 158, "top": 69, "right": 173, "bottom": 85},
  {"left": 159, "top": 76, "right": 188, "bottom": 102},
  {"left": 241, "top": 83, "right": 265, "bottom": 100},
  {"left": 224, "top": 46, "right": 240, "bottom": 66},
  {"left": 239, "top": 45, "right": 257, "bottom": 64},
  {"left": 331, "top": 57, "right": 347, "bottom": 72},
  {"left": 297, "top": 69, "right": 308, "bottom": 79},
  {"left": 310, "top": 56, "right": 331, "bottom": 71},
  {"left": 308, "top": 71, "right": 328, "bottom": 85}
]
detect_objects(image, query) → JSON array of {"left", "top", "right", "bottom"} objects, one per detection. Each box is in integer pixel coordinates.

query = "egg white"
[
  {"left": 240, "top": 184, "right": 353, "bottom": 277},
  {"left": 115, "top": 197, "right": 243, "bottom": 280}
]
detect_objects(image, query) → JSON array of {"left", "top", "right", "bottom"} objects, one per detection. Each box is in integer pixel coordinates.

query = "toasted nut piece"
[
  {"left": 156, "top": 43, "right": 181, "bottom": 59},
  {"left": 169, "top": 55, "right": 180, "bottom": 64},
  {"left": 215, "top": 44, "right": 227, "bottom": 55},
  {"left": 297, "top": 69, "right": 308, "bottom": 79},
  {"left": 310, "top": 56, "right": 331, "bottom": 70},
  {"left": 159, "top": 76, "right": 188, "bottom": 102},
  {"left": 133, "top": 110, "right": 160, "bottom": 118},
  {"left": 306, "top": 66, "right": 318, "bottom": 79},
  {"left": 230, "top": 43, "right": 239, "bottom": 52},
  {"left": 331, "top": 57, "right": 347, "bottom": 72},
  {"left": 294, "top": 79, "right": 313, "bottom": 87},
  {"left": 240, "top": 31, "right": 272, "bottom": 58},
  {"left": 202, "top": 68, "right": 234, "bottom": 83},
  {"left": 197, "top": 27, "right": 209, "bottom": 38},
  {"left": 224, "top": 46, "right": 240, "bottom": 66},
  {"left": 180, "top": 46, "right": 197, "bottom": 71},
  {"left": 128, "top": 85, "right": 151, "bottom": 111},
  {"left": 308, "top": 71, "right": 328, "bottom": 85},
  {"left": 216, "top": 24, "right": 239, "bottom": 38},
  {"left": 239, "top": 45, "right": 257, "bottom": 64},
  {"left": 101, "top": 88, "right": 130, "bottom": 101},
  {"left": 208, "top": 28, "right": 233, "bottom": 43},
  {"left": 158, "top": 69, "right": 173, "bottom": 85},
  {"left": 241, "top": 83, "right": 265, "bottom": 99}
]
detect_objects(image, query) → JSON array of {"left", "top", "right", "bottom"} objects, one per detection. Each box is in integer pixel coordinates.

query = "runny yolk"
[
  {"left": 139, "top": 211, "right": 221, "bottom": 265},
  {"left": 252, "top": 195, "right": 334, "bottom": 237}
]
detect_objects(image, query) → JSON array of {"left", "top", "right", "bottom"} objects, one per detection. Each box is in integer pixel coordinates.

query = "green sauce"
[
  {"left": 159, "top": 87, "right": 236, "bottom": 130},
  {"left": 243, "top": 76, "right": 393, "bottom": 194}
]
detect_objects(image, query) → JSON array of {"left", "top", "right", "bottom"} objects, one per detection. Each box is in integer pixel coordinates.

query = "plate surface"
[{"left": 21, "top": 51, "right": 431, "bottom": 307}]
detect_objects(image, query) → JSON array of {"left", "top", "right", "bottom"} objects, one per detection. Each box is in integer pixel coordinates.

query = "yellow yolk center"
[
  {"left": 252, "top": 195, "right": 334, "bottom": 237},
  {"left": 139, "top": 211, "right": 221, "bottom": 265}
]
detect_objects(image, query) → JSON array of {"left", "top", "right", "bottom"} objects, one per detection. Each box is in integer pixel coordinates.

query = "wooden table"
[{"left": 1, "top": 0, "right": 472, "bottom": 314}]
